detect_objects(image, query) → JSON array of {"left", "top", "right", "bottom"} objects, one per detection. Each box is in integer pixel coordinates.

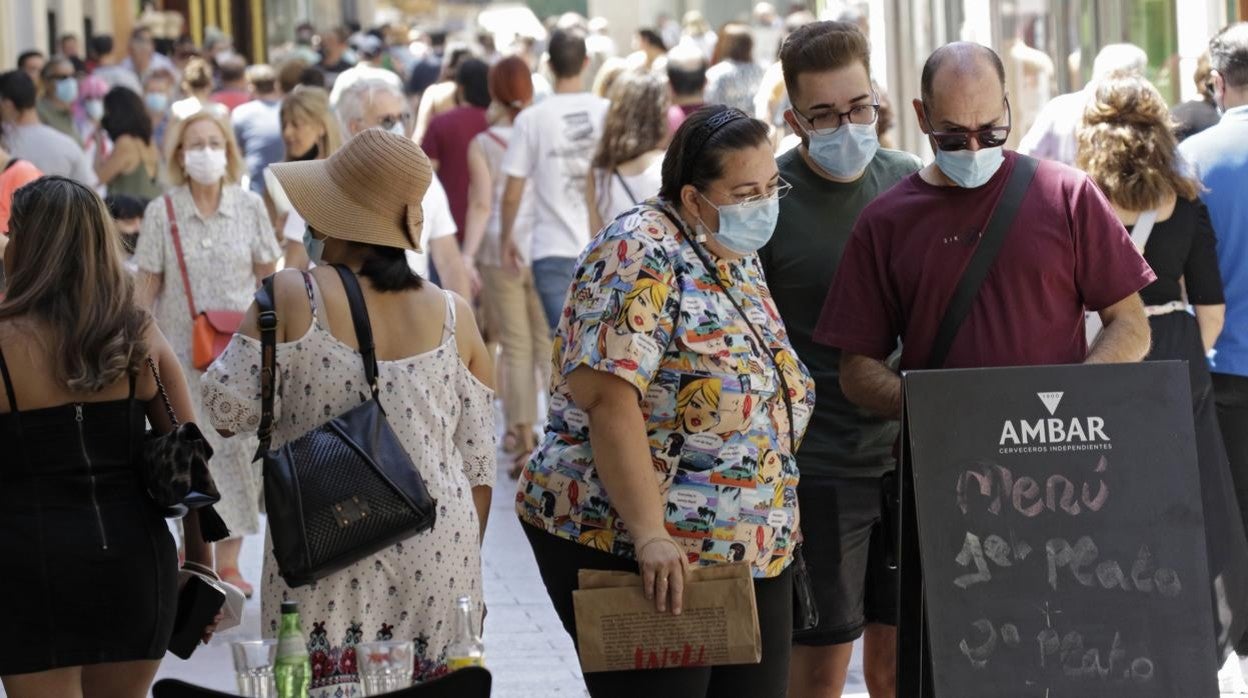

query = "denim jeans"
[{"left": 531, "top": 256, "right": 577, "bottom": 333}]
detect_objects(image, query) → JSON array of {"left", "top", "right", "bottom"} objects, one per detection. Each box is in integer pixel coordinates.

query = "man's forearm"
[
  {"left": 1086, "top": 301, "right": 1151, "bottom": 364},
  {"left": 840, "top": 353, "right": 903, "bottom": 419}
]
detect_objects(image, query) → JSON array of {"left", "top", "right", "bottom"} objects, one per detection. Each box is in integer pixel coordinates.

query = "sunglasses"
[{"left": 924, "top": 98, "right": 1012, "bottom": 152}]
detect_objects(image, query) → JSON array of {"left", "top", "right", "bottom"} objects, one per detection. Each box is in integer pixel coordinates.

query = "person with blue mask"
[
  {"left": 760, "top": 20, "right": 921, "bottom": 698},
  {"left": 36, "top": 57, "right": 83, "bottom": 146},
  {"left": 518, "top": 104, "right": 815, "bottom": 698},
  {"left": 817, "top": 42, "right": 1153, "bottom": 418}
]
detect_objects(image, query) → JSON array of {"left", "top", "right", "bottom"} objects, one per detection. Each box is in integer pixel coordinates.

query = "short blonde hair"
[{"left": 165, "top": 109, "right": 245, "bottom": 186}]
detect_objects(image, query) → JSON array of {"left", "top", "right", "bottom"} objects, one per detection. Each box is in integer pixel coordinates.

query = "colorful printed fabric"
[{"left": 515, "top": 200, "right": 816, "bottom": 578}]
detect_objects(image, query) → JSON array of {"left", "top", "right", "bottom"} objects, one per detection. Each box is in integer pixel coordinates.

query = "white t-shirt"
[
  {"left": 501, "top": 91, "right": 609, "bottom": 261},
  {"left": 593, "top": 156, "right": 664, "bottom": 228},
  {"left": 406, "top": 173, "right": 457, "bottom": 278}
]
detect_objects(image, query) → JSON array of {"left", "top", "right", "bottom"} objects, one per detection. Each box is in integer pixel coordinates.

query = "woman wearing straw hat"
[
  {"left": 134, "top": 108, "right": 281, "bottom": 597},
  {"left": 201, "top": 128, "right": 497, "bottom": 691}
]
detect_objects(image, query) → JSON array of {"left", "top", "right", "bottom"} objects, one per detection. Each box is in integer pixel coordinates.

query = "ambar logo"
[{"left": 998, "top": 391, "right": 1111, "bottom": 452}]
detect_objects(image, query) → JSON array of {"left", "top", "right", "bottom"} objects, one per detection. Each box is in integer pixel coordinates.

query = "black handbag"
[
  {"left": 254, "top": 265, "right": 437, "bottom": 588},
  {"left": 142, "top": 357, "right": 231, "bottom": 542}
]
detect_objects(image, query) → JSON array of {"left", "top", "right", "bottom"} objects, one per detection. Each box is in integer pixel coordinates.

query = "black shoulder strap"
[
  {"left": 332, "top": 264, "right": 379, "bottom": 399},
  {"left": 0, "top": 346, "right": 18, "bottom": 414},
  {"left": 3, "top": 158, "right": 21, "bottom": 172},
  {"left": 614, "top": 169, "right": 639, "bottom": 205},
  {"left": 928, "top": 155, "right": 1039, "bottom": 369},
  {"left": 253, "top": 275, "right": 278, "bottom": 460}
]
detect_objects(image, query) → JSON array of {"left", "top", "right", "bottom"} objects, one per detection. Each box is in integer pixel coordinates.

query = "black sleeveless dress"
[{"left": 0, "top": 349, "right": 178, "bottom": 675}]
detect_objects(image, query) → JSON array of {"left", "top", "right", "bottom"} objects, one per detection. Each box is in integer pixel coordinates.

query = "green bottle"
[{"left": 275, "top": 601, "right": 311, "bottom": 698}]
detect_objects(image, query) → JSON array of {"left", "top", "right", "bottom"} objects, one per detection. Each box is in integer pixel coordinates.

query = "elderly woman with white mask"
[{"left": 134, "top": 108, "right": 281, "bottom": 596}]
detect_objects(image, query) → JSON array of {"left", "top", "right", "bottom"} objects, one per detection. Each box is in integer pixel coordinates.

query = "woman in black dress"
[
  {"left": 1078, "top": 73, "right": 1248, "bottom": 656},
  {"left": 0, "top": 177, "right": 219, "bottom": 697}
]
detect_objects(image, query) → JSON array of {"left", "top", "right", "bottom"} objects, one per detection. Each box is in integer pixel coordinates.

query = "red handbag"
[{"left": 165, "top": 195, "right": 245, "bottom": 371}]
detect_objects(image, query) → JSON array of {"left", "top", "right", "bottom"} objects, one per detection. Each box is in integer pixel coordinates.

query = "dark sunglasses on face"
[{"left": 924, "top": 98, "right": 1012, "bottom": 152}]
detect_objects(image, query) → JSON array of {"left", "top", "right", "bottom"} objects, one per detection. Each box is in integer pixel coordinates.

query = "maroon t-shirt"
[
  {"left": 814, "top": 151, "right": 1155, "bottom": 370},
  {"left": 421, "top": 105, "right": 489, "bottom": 239}
]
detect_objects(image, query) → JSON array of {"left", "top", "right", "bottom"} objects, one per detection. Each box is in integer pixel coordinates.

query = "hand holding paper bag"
[{"left": 572, "top": 562, "right": 762, "bottom": 673}]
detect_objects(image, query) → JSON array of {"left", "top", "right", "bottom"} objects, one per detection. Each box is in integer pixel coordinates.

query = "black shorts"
[{"left": 793, "top": 474, "right": 897, "bottom": 646}]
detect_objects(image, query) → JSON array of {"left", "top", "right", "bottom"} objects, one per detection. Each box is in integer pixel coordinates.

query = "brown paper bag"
[{"left": 572, "top": 562, "right": 761, "bottom": 673}]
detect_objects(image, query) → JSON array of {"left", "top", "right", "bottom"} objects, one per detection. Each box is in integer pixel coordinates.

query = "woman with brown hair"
[
  {"left": 586, "top": 72, "right": 669, "bottom": 234},
  {"left": 0, "top": 176, "right": 218, "bottom": 697},
  {"left": 1077, "top": 74, "right": 1244, "bottom": 646},
  {"left": 262, "top": 86, "right": 342, "bottom": 269},
  {"left": 705, "top": 22, "right": 765, "bottom": 114},
  {"left": 134, "top": 109, "right": 282, "bottom": 596},
  {"left": 463, "top": 55, "right": 546, "bottom": 476}
]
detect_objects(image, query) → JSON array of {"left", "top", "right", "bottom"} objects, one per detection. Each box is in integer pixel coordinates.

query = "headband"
[{"left": 685, "top": 107, "right": 750, "bottom": 173}]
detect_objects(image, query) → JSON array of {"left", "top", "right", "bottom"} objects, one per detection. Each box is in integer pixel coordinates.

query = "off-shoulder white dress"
[{"left": 202, "top": 274, "right": 495, "bottom": 693}]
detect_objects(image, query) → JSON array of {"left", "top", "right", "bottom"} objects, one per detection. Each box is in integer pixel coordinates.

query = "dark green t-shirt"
[{"left": 760, "top": 146, "right": 921, "bottom": 478}]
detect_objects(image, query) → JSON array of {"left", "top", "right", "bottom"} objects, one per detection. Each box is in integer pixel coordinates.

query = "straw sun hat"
[{"left": 270, "top": 128, "right": 433, "bottom": 251}]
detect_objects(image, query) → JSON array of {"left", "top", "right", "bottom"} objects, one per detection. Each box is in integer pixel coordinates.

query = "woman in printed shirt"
[{"left": 516, "top": 105, "right": 814, "bottom": 698}]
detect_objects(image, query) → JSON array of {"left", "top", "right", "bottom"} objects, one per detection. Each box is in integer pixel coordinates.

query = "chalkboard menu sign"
[{"left": 903, "top": 362, "right": 1217, "bottom": 697}]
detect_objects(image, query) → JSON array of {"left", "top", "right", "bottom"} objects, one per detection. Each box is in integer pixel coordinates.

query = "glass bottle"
[
  {"left": 274, "top": 601, "right": 311, "bottom": 698},
  {"left": 445, "top": 596, "right": 485, "bottom": 670}
]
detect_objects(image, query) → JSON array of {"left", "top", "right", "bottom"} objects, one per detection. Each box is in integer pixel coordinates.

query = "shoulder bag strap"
[
  {"left": 928, "top": 155, "right": 1039, "bottom": 369},
  {"left": 1130, "top": 209, "right": 1159, "bottom": 252},
  {"left": 253, "top": 275, "right": 278, "bottom": 459},
  {"left": 332, "top": 265, "right": 380, "bottom": 399},
  {"left": 164, "top": 194, "right": 199, "bottom": 318},
  {"left": 484, "top": 130, "right": 508, "bottom": 149},
  {"left": 614, "top": 169, "right": 639, "bottom": 205}
]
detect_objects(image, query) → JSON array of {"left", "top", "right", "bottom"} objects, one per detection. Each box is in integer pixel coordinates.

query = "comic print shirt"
[{"left": 515, "top": 200, "right": 816, "bottom": 578}]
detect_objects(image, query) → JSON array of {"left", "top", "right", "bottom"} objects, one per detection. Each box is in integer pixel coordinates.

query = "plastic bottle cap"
[{"left": 281, "top": 600, "right": 299, "bottom": 615}]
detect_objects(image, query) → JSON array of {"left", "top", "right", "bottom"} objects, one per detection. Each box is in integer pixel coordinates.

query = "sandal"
[{"left": 217, "top": 567, "right": 254, "bottom": 599}]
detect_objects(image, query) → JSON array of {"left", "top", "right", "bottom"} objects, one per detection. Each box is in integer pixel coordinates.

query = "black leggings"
[{"left": 522, "top": 522, "right": 793, "bottom": 698}]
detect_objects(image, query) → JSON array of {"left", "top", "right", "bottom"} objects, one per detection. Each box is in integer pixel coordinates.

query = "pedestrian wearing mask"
[
  {"left": 0, "top": 70, "right": 96, "bottom": 186},
  {"left": 76, "top": 75, "right": 110, "bottom": 156},
  {"left": 518, "top": 105, "right": 815, "bottom": 697},
  {"left": 761, "top": 21, "right": 920, "bottom": 698},
  {"left": 817, "top": 42, "right": 1153, "bottom": 418},
  {"left": 142, "top": 68, "right": 176, "bottom": 153},
  {"left": 95, "top": 86, "right": 163, "bottom": 201},
  {"left": 36, "top": 57, "right": 83, "bottom": 146},
  {"left": 134, "top": 110, "right": 282, "bottom": 596},
  {"left": 262, "top": 86, "right": 341, "bottom": 270},
  {"left": 586, "top": 72, "right": 669, "bottom": 235}
]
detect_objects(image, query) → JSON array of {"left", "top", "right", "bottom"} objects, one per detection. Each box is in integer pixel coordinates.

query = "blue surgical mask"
[
  {"left": 145, "top": 91, "right": 169, "bottom": 113},
  {"left": 83, "top": 99, "right": 104, "bottom": 121},
  {"left": 303, "top": 226, "right": 326, "bottom": 264},
  {"left": 697, "top": 193, "right": 780, "bottom": 255},
  {"left": 807, "top": 122, "right": 879, "bottom": 179},
  {"left": 55, "top": 78, "right": 78, "bottom": 104},
  {"left": 934, "top": 146, "right": 1005, "bottom": 188}
]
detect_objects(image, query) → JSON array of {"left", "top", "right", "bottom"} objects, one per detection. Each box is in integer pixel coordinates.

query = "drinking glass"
[
  {"left": 357, "top": 640, "right": 414, "bottom": 695},
  {"left": 231, "top": 639, "right": 279, "bottom": 698}
]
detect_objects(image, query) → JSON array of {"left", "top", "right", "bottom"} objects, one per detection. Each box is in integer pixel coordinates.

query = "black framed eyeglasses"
[
  {"left": 924, "top": 98, "right": 1012, "bottom": 152},
  {"left": 793, "top": 101, "right": 880, "bottom": 133}
]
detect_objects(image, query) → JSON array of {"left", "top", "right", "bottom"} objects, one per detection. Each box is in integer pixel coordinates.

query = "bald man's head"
[{"left": 920, "top": 42, "right": 1005, "bottom": 106}]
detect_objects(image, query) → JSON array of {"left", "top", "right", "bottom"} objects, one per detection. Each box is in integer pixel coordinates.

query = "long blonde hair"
[
  {"left": 0, "top": 176, "right": 148, "bottom": 392},
  {"left": 281, "top": 86, "right": 342, "bottom": 160}
]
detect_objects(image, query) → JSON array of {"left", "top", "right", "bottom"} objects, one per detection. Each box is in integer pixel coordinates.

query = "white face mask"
[{"left": 183, "top": 147, "right": 227, "bottom": 185}]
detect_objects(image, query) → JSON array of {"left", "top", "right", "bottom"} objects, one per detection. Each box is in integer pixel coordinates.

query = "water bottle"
[
  {"left": 445, "top": 596, "right": 485, "bottom": 670},
  {"left": 274, "top": 601, "right": 311, "bottom": 698}
]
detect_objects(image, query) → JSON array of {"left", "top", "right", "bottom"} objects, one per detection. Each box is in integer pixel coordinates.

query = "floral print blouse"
[{"left": 516, "top": 200, "right": 816, "bottom": 578}]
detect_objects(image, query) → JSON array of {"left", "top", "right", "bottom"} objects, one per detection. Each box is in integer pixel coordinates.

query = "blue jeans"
[{"left": 531, "top": 256, "right": 577, "bottom": 333}]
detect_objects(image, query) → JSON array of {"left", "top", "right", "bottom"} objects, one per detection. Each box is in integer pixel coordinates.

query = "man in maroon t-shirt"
[
  {"left": 421, "top": 58, "right": 491, "bottom": 241},
  {"left": 815, "top": 42, "right": 1154, "bottom": 418}
]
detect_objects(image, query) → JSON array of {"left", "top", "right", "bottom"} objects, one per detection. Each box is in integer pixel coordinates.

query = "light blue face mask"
[
  {"left": 807, "top": 122, "right": 879, "bottom": 179},
  {"left": 934, "top": 146, "right": 1005, "bottom": 188},
  {"left": 303, "top": 226, "right": 326, "bottom": 264},
  {"left": 697, "top": 193, "right": 780, "bottom": 255},
  {"left": 144, "top": 92, "right": 169, "bottom": 114},
  {"left": 55, "top": 78, "right": 78, "bottom": 104}
]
